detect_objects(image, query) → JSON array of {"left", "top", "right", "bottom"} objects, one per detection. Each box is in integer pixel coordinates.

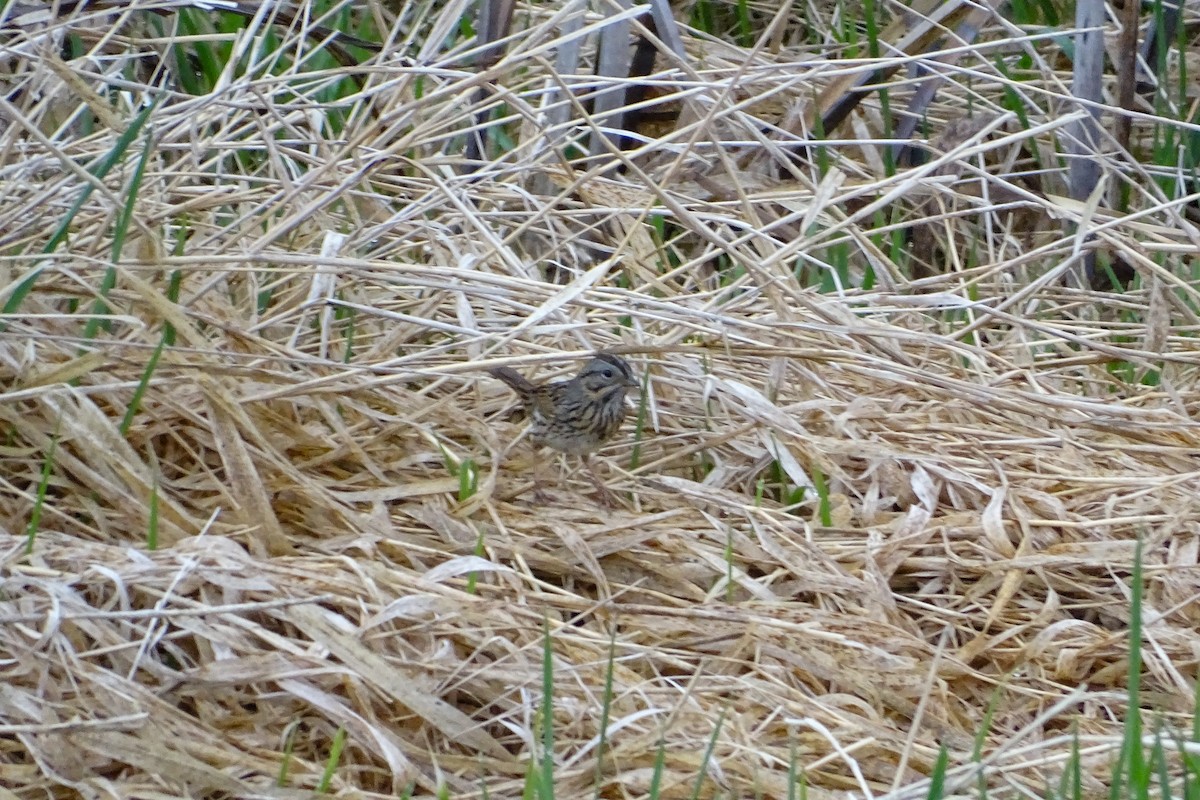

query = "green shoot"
[
  {"left": 26, "top": 420, "right": 61, "bottom": 555},
  {"left": 540, "top": 617, "right": 556, "bottom": 800},
  {"left": 146, "top": 477, "right": 159, "bottom": 551},
  {"left": 276, "top": 721, "right": 299, "bottom": 787},
  {"left": 316, "top": 726, "right": 347, "bottom": 793}
]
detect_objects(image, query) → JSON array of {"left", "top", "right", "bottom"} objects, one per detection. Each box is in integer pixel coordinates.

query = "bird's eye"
[{"left": 601, "top": 368, "right": 613, "bottom": 378}]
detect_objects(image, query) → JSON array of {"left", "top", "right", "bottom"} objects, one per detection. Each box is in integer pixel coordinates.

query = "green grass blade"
[
  {"left": 44, "top": 97, "right": 159, "bottom": 257},
  {"left": 3, "top": 97, "right": 160, "bottom": 328},
  {"left": 146, "top": 477, "right": 159, "bottom": 551},
  {"left": 648, "top": 737, "right": 667, "bottom": 798},
  {"left": 276, "top": 721, "right": 299, "bottom": 786},
  {"left": 316, "top": 726, "right": 347, "bottom": 793},
  {"left": 465, "top": 524, "right": 485, "bottom": 595},
  {"left": 541, "top": 617, "right": 556, "bottom": 800},
  {"left": 120, "top": 335, "right": 166, "bottom": 436},
  {"left": 924, "top": 744, "right": 949, "bottom": 799},
  {"left": 629, "top": 365, "right": 651, "bottom": 470},
  {"left": 25, "top": 419, "right": 61, "bottom": 555},
  {"left": 591, "top": 630, "right": 618, "bottom": 799},
  {"left": 83, "top": 129, "right": 155, "bottom": 341},
  {"left": 690, "top": 707, "right": 726, "bottom": 800}
]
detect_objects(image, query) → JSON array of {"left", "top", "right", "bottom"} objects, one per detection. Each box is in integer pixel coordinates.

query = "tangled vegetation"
[{"left": 1, "top": 0, "right": 1199, "bottom": 797}]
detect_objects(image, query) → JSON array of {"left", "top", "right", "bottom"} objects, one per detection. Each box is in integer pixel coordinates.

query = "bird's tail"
[{"left": 489, "top": 367, "right": 535, "bottom": 399}]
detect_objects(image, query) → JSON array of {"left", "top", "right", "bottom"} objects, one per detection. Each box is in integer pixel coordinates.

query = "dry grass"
[{"left": 2, "top": 1, "right": 1200, "bottom": 797}]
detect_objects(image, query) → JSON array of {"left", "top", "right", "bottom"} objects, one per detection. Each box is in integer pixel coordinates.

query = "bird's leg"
[
  {"left": 531, "top": 474, "right": 553, "bottom": 504},
  {"left": 582, "top": 454, "right": 620, "bottom": 509},
  {"left": 527, "top": 450, "right": 553, "bottom": 503},
  {"left": 498, "top": 427, "right": 552, "bottom": 503}
]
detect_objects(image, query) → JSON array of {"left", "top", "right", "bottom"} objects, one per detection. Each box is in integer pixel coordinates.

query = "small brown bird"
[{"left": 490, "top": 352, "right": 639, "bottom": 505}]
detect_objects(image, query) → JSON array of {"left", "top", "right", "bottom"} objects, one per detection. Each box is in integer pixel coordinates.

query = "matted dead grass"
[{"left": 3, "top": 1, "right": 1200, "bottom": 798}]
